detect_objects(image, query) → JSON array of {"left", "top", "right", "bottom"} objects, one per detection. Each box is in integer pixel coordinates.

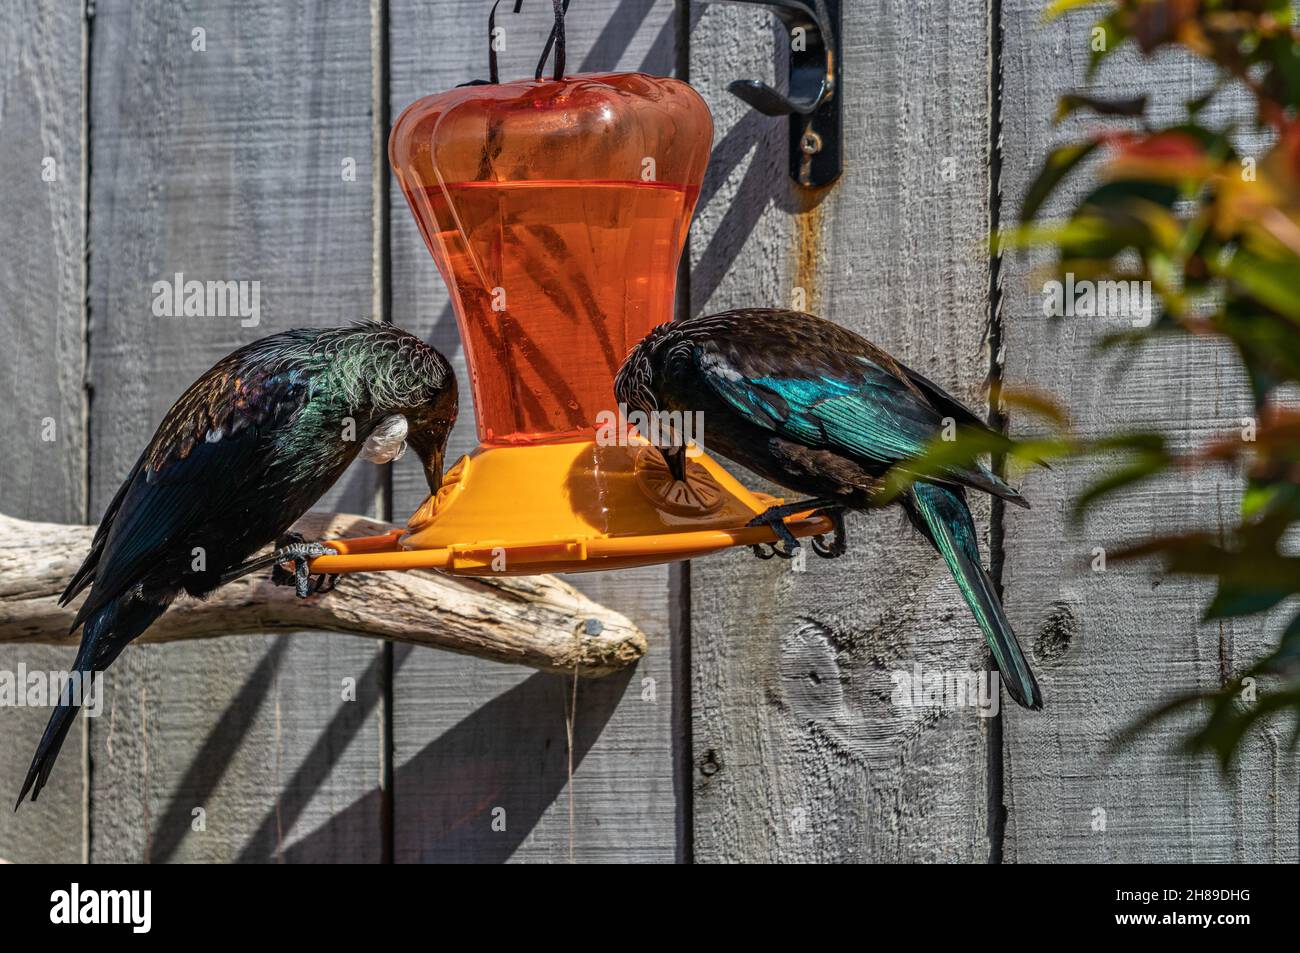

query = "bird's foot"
[
  {"left": 746, "top": 498, "right": 847, "bottom": 562},
  {"left": 811, "top": 509, "right": 848, "bottom": 559},
  {"left": 746, "top": 506, "right": 803, "bottom": 560},
  {"left": 269, "top": 533, "right": 339, "bottom": 599}
]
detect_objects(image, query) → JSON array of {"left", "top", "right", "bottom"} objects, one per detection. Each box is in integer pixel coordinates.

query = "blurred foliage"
[{"left": 899, "top": 0, "right": 1300, "bottom": 767}]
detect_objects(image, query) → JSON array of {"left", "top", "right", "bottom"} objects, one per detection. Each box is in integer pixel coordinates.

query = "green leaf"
[
  {"left": 1257, "top": 31, "right": 1300, "bottom": 111},
  {"left": 1204, "top": 583, "right": 1292, "bottom": 620},
  {"left": 873, "top": 428, "right": 1016, "bottom": 506},
  {"left": 1044, "top": 0, "right": 1107, "bottom": 19},
  {"left": 1258, "top": 613, "right": 1300, "bottom": 672},
  {"left": 1081, "top": 179, "right": 1180, "bottom": 212},
  {"left": 1019, "top": 140, "right": 1101, "bottom": 224},
  {"left": 1056, "top": 93, "right": 1148, "bottom": 123},
  {"left": 1216, "top": 299, "right": 1300, "bottom": 401},
  {"left": 1241, "top": 482, "right": 1282, "bottom": 519},
  {"left": 1087, "top": 10, "right": 1129, "bottom": 79},
  {"left": 1221, "top": 246, "right": 1300, "bottom": 323},
  {"left": 1053, "top": 210, "right": 1150, "bottom": 259}
]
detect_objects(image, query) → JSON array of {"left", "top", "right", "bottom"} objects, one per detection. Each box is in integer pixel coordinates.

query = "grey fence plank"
[
  {"left": 387, "top": 0, "right": 683, "bottom": 862},
  {"left": 0, "top": 0, "right": 87, "bottom": 864},
  {"left": 85, "top": 0, "right": 383, "bottom": 862},
  {"left": 688, "top": 0, "right": 996, "bottom": 861},
  {"left": 998, "top": 2, "right": 1299, "bottom": 862}
]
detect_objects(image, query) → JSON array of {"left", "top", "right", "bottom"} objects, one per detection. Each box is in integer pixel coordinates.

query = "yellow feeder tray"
[{"left": 310, "top": 438, "right": 832, "bottom": 577}]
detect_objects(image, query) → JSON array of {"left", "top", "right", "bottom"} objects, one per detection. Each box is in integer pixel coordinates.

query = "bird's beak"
[
  {"left": 407, "top": 428, "right": 447, "bottom": 494},
  {"left": 423, "top": 447, "right": 445, "bottom": 494},
  {"left": 663, "top": 445, "right": 687, "bottom": 483}
]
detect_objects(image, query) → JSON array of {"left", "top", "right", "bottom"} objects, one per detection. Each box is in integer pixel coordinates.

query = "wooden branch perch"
[{"left": 0, "top": 512, "right": 646, "bottom": 677}]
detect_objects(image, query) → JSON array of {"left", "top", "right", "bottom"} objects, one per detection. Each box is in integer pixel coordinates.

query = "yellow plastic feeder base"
[{"left": 309, "top": 439, "right": 832, "bottom": 577}]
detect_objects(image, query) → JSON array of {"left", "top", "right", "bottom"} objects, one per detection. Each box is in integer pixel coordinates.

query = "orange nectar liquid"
[{"left": 405, "top": 180, "right": 697, "bottom": 446}]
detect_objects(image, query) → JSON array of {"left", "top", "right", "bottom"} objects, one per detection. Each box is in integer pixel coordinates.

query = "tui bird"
[
  {"left": 615, "top": 308, "right": 1042, "bottom": 710},
  {"left": 16, "top": 322, "right": 457, "bottom": 807}
]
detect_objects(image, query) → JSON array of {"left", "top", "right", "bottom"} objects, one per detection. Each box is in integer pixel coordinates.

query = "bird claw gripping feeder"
[{"left": 310, "top": 7, "right": 830, "bottom": 578}]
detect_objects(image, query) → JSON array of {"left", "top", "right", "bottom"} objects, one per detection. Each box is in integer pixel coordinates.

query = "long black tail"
[
  {"left": 15, "top": 593, "right": 168, "bottom": 809},
  {"left": 903, "top": 482, "right": 1043, "bottom": 710}
]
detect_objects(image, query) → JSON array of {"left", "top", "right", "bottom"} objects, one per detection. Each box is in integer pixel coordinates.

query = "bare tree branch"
[{"left": 0, "top": 512, "right": 646, "bottom": 677}]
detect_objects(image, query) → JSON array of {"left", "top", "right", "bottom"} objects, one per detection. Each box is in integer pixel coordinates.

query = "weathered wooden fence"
[{"left": 0, "top": 0, "right": 1295, "bottom": 862}]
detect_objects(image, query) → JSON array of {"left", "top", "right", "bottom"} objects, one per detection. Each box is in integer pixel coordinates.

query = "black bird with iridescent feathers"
[
  {"left": 616, "top": 308, "right": 1043, "bottom": 710},
  {"left": 16, "top": 323, "right": 457, "bottom": 807}
]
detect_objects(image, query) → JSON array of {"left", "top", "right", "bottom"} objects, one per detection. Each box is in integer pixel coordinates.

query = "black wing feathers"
[{"left": 63, "top": 366, "right": 310, "bottom": 630}]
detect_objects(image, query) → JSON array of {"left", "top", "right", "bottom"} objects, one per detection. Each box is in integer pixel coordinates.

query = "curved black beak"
[
  {"left": 422, "top": 448, "right": 444, "bottom": 493},
  {"left": 407, "top": 428, "right": 447, "bottom": 494}
]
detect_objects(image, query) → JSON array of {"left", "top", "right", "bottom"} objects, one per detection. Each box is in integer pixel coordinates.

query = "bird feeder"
[{"left": 311, "top": 71, "right": 829, "bottom": 578}]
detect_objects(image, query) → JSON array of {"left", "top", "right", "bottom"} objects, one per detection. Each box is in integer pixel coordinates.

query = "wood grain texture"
[
  {"left": 997, "top": 1, "right": 1299, "bottom": 862},
  {"left": 387, "top": 0, "right": 685, "bottom": 862},
  {"left": 0, "top": 512, "right": 647, "bottom": 674},
  {"left": 85, "top": 0, "right": 383, "bottom": 862},
  {"left": 688, "top": 0, "right": 997, "bottom": 861},
  {"left": 0, "top": 0, "right": 87, "bottom": 864}
]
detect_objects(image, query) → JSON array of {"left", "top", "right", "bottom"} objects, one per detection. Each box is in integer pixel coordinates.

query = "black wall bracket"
[{"left": 707, "top": 0, "right": 841, "bottom": 189}]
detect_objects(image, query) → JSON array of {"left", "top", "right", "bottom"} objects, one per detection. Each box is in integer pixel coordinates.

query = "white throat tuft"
[{"left": 360, "top": 414, "right": 409, "bottom": 464}]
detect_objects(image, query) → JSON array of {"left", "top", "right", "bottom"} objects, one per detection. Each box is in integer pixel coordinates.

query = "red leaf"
[{"left": 1110, "top": 129, "right": 1206, "bottom": 162}]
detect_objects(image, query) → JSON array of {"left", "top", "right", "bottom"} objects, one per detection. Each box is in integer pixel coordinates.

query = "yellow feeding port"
[{"left": 310, "top": 438, "right": 832, "bottom": 577}]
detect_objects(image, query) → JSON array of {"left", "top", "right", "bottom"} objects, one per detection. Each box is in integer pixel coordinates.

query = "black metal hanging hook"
[
  {"left": 534, "top": 0, "right": 571, "bottom": 82},
  {"left": 719, "top": 0, "right": 836, "bottom": 116},
  {"left": 704, "top": 0, "right": 842, "bottom": 188},
  {"left": 487, "top": 0, "right": 525, "bottom": 84},
  {"left": 477, "top": 0, "right": 568, "bottom": 85}
]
